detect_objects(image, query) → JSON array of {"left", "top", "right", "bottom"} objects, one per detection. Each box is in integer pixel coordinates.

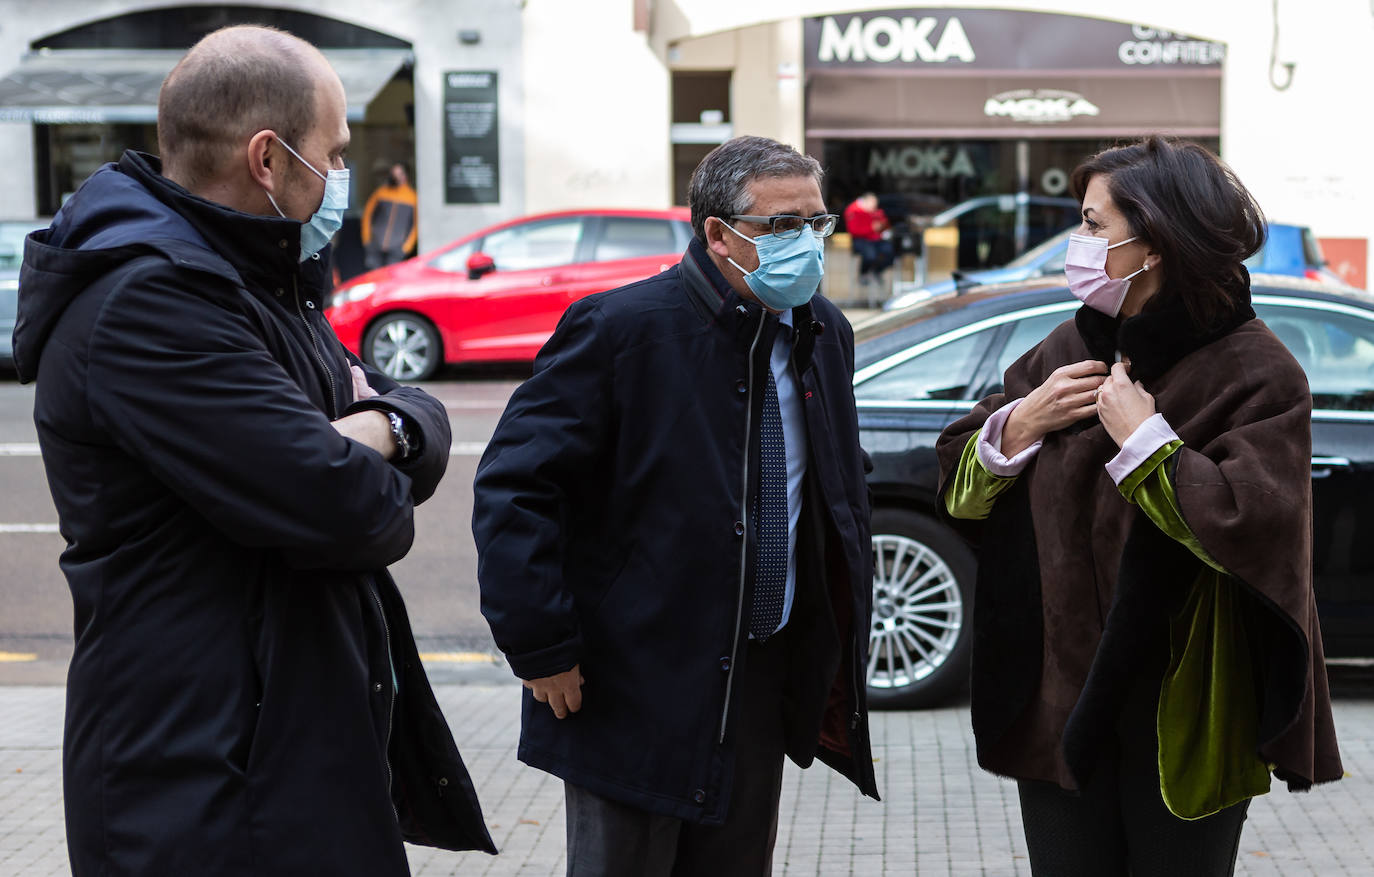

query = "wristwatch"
[{"left": 386, "top": 411, "right": 414, "bottom": 461}]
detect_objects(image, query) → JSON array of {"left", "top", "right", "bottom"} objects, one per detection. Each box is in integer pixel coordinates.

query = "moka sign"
[
  {"left": 805, "top": 10, "right": 1225, "bottom": 71},
  {"left": 816, "top": 14, "right": 975, "bottom": 65}
]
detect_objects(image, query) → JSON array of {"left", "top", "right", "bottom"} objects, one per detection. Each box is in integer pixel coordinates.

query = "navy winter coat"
[
  {"left": 473, "top": 240, "right": 879, "bottom": 823},
  {"left": 12, "top": 151, "right": 494, "bottom": 875}
]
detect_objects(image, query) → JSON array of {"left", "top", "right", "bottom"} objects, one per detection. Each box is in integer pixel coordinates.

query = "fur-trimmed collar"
[{"left": 1074, "top": 270, "right": 1256, "bottom": 383}]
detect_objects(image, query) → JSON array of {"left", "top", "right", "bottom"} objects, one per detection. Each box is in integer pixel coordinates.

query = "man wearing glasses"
[{"left": 474, "top": 135, "right": 878, "bottom": 875}]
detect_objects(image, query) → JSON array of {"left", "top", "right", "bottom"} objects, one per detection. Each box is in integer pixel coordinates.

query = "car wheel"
[
  {"left": 866, "top": 508, "right": 975, "bottom": 710},
  {"left": 363, "top": 313, "right": 442, "bottom": 382}
]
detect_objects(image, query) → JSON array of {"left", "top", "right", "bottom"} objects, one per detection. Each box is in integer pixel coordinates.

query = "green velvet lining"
[
  {"left": 1118, "top": 440, "right": 1269, "bottom": 818},
  {"left": 944, "top": 432, "right": 1019, "bottom": 521},
  {"left": 1118, "top": 441, "right": 1225, "bottom": 574},
  {"left": 1157, "top": 569, "right": 1272, "bottom": 819}
]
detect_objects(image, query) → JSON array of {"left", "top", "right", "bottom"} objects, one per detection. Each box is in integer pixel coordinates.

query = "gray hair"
[{"left": 687, "top": 136, "right": 824, "bottom": 244}]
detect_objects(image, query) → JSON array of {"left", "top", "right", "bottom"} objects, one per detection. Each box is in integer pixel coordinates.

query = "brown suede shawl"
[{"left": 936, "top": 304, "right": 1343, "bottom": 793}]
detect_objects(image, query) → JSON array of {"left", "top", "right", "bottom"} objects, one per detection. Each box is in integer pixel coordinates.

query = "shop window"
[
  {"left": 36, "top": 123, "right": 157, "bottom": 216},
  {"left": 672, "top": 72, "right": 730, "bottom": 126},
  {"left": 671, "top": 71, "right": 731, "bottom": 208}
]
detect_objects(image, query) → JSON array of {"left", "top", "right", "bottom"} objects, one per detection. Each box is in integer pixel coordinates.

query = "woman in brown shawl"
[{"left": 936, "top": 136, "right": 1342, "bottom": 876}]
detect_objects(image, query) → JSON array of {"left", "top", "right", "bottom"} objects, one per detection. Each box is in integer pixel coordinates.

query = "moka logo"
[
  {"left": 816, "top": 15, "right": 975, "bottom": 64},
  {"left": 983, "top": 89, "right": 1100, "bottom": 124}
]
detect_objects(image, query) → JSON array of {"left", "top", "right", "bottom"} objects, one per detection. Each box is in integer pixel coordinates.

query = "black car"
[{"left": 855, "top": 274, "right": 1374, "bottom": 709}]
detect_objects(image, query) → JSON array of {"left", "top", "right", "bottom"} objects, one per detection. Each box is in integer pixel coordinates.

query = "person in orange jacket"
[{"left": 362, "top": 163, "right": 418, "bottom": 269}]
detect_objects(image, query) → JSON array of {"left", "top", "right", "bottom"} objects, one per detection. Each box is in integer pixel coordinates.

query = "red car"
[{"left": 327, "top": 207, "right": 694, "bottom": 379}]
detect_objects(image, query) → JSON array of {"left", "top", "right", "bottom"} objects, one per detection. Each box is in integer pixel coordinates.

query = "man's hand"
[
  {"left": 351, "top": 365, "right": 379, "bottom": 402},
  {"left": 524, "top": 665, "right": 584, "bottom": 719},
  {"left": 1001, "top": 360, "right": 1108, "bottom": 456},
  {"left": 332, "top": 410, "right": 398, "bottom": 460},
  {"left": 1097, "top": 361, "right": 1157, "bottom": 448}
]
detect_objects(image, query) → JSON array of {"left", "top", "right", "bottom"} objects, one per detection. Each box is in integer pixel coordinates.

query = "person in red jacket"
[{"left": 843, "top": 192, "right": 894, "bottom": 286}]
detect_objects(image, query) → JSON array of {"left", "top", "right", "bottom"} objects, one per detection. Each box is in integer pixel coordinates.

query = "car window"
[
  {"left": 594, "top": 218, "right": 680, "bottom": 261},
  {"left": 1247, "top": 225, "right": 1302, "bottom": 274},
  {"left": 1300, "top": 227, "right": 1328, "bottom": 269},
  {"left": 482, "top": 218, "right": 584, "bottom": 272},
  {"left": 428, "top": 240, "right": 477, "bottom": 274},
  {"left": 854, "top": 328, "right": 996, "bottom": 402},
  {"left": 1256, "top": 303, "right": 1374, "bottom": 411},
  {"left": 996, "top": 311, "right": 1071, "bottom": 376}
]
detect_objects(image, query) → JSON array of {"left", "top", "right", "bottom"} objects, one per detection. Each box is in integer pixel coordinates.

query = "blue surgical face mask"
[
  {"left": 721, "top": 220, "right": 825, "bottom": 311},
  {"left": 264, "top": 138, "right": 350, "bottom": 262}
]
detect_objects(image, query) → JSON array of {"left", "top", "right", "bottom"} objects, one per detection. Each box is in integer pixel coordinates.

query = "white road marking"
[
  {"left": 0, "top": 524, "right": 59, "bottom": 533},
  {"left": 442, "top": 400, "right": 510, "bottom": 410},
  {"left": 450, "top": 442, "right": 489, "bottom": 456},
  {"left": 0, "top": 443, "right": 40, "bottom": 456}
]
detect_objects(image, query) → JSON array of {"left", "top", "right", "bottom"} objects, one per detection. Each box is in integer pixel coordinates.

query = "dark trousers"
[
  {"left": 852, "top": 237, "right": 894, "bottom": 277},
  {"left": 563, "top": 635, "right": 789, "bottom": 877},
  {"left": 1017, "top": 669, "right": 1250, "bottom": 877}
]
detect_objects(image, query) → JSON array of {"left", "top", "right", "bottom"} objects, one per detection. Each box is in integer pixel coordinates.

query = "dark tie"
[{"left": 750, "top": 365, "right": 788, "bottom": 640}]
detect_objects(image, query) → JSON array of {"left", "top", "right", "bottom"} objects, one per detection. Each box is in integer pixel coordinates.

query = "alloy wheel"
[
  {"left": 370, "top": 317, "right": 435, "bottom": 381},
  {"left": 867, "top": 533, "right": 965, "bottom": 691}
]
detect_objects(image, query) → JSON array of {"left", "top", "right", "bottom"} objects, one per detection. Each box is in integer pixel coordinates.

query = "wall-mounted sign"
[
  {"left": 807, "top": 73, "right": 1221, "bottom": 137},
  {"left": 443, "top": 70, "right": 500, "bottom": 205},
  {"left": 805, "top": 10, "right": 1225, "bottom": 71},
  {"left": 984, "top": 89, "right": 1100, "bottom": 125}
]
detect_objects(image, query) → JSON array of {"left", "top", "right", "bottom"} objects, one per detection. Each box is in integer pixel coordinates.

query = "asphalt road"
[{"left": 0, "top": 372, "right": 527, "bottom": 684}]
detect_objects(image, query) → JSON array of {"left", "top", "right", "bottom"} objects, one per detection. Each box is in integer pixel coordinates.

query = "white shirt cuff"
[
  {"left": 1105, "top": 413, "right": 1180, "bottom": 485},
  {"left": 977, "top": 398, "right": 1041, "bottom": 477}
]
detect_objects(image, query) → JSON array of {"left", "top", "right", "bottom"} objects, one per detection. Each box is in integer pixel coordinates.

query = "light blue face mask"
[
  {"left": 722, "top": 220, "right": 826, "bottom": 311},
  {"left": 264, "top": 137, "right": 350, "bottom": 262}
]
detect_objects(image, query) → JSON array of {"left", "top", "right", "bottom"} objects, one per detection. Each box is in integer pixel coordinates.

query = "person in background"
[
  {"left": 843, "top": 191, "right": 893, "bottom": 287},
  {"left": 936, "top": 135, "right": 1342, "bottom": 876},
  {"left": 12, "top": 25, "right": 492, "bottom": 875},
  {"left": 473, "top": 135, "right": 878, "bottom": 876},
  {"left": 363, "top": 161, "right": 418, "bottom": 269}
]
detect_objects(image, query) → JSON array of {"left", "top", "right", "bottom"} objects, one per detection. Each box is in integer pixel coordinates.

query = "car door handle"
[{"left": 1311, "top": 456, "right": 1351, "bottom": 478}]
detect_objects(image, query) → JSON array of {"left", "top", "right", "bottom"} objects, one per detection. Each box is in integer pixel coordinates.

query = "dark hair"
[
  {"left": 157, "top": 26, "right": 318, "bottom": 187},
  {"left": 1070, "top": 135, "right": 1266, "bottom": 329},
  {"left": 687, "top": 136, "right": 824, "bottom": 244}
]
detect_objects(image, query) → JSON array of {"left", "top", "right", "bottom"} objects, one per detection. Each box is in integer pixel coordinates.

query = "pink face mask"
[{"left": 1064, "top": 233, "right": 1149, "bottom": 317}]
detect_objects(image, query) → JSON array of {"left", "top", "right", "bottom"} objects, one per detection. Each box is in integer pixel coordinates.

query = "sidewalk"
[{"left": 3, "top": 678, "right": 1372, "bottom": 876}]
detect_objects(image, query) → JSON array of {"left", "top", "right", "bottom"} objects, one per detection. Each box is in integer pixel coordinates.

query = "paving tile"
[{"left": 2, "top": 682, "right": 1371, "bottom": 875}]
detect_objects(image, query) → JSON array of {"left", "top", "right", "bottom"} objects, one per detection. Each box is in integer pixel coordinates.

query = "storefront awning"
[{"left": 0, "top": 48, "right": 412, "bottom": 124}]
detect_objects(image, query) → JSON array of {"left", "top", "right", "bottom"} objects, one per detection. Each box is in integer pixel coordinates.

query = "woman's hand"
[
  {"left": 1002, "top": 360, "right": 1108, "bottom": 456},
  {"left": 1097, "top": 361, "right": 1156, "bottom": 447}
]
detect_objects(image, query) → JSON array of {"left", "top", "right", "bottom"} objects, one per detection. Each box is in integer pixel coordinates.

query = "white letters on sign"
[
  {"left": 818, "top": 16, "right": 976, "bottom": 64},
  {"left": 983, "top": 90, "right": 1100, "bottom": 124},
  {"left": 868, "top": 146, "right": 978, "bottom": 179}
]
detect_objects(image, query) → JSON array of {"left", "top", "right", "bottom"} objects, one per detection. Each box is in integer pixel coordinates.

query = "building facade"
[
  {"left": 0, "top": 0, "right": 524, "bottom": 277},
  {"left": 1, "top": 1, "right": 1370, "bottom": 285}
]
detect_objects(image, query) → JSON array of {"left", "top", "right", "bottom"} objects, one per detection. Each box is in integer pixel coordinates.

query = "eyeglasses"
[{"left": 730, "top": 213, "right": 839, "bottom": 239}]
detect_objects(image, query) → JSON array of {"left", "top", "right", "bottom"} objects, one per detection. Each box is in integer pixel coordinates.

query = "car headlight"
[{"left": 328, "top": 282, "right": 376, "bottom": 310}]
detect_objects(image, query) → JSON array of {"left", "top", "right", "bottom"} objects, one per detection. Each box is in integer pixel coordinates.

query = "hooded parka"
[{"left": 13, "top": 151, "right": 495, "bottom": 875}]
